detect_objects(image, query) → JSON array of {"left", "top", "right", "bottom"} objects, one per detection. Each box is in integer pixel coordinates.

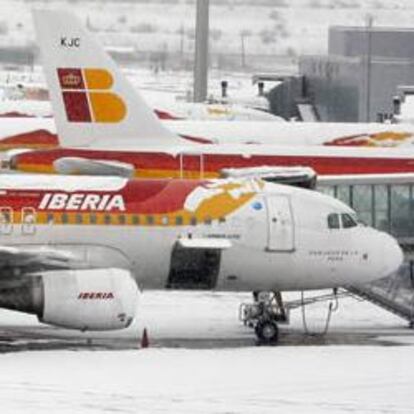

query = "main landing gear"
[{"left": 240, "top": 291, "right": 288, "bottom": 345}]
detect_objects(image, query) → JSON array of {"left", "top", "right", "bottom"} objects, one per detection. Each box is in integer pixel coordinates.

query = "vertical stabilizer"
[{"left": 33, "top": 10, "right": 182, "bottom": 149}]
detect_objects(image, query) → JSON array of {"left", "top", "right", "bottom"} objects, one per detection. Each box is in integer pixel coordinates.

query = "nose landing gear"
[
  {"left": 255, "top": 319, "right": 279, "bottom": 344},
  {"left": 240, "top": 291, "right": 288, "bottom": 345}
]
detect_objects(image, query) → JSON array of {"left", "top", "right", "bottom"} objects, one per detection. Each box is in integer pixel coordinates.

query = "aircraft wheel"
[{"left": 255, "top": 320, "right": 279, "bottom": 344}]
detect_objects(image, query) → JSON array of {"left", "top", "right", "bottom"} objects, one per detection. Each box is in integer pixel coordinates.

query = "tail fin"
[{"left": 33, "top": 10, "right": 182, "bottom": 149}]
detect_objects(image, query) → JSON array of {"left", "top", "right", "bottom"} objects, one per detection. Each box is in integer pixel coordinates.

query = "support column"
[{"left": 193, "top": 0, "right": 209, "bottom": 103}]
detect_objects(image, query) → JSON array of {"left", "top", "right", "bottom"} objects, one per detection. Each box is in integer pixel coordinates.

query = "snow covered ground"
[{"left": 0, "top": 290, "right": 413, "bottom": 413}]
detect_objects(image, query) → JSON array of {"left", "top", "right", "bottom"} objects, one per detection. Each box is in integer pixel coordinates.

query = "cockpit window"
[
  {"left": 327, "top": 213, "right": 340, "bottom": 229},
  {"left": 341, "top": 213, "right": 358, "bottom": 228}
]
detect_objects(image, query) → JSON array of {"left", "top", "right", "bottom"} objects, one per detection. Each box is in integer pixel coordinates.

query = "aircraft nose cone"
[{"left": 382, "top": 234, "right": 403, "bottom": 277}]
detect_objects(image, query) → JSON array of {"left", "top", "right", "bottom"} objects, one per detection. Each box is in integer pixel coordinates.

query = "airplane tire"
[{"left": 255, "top": 320, "right": 279, "bottom": 344}]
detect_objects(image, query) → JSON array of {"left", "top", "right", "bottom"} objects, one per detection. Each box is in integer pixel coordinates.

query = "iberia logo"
[{"left": 57, "top": 68, "right": 126, "bottom": 123}]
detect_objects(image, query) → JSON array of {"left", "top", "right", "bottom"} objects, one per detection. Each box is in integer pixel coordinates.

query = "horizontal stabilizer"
[
  {"left": 177, "top": 238, "right": 232, "bottom": 250},
  {"left": 220, "top": 166, "right": 317, "bottom": 189},
  {"left": 53, "top": 157, "right": 134, "bottom": 178}
]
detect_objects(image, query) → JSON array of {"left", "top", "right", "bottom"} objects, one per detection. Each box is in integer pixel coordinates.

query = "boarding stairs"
[
  {"left": 345, "top": 269, "right": 414, "bottom": 327},
  {"left": 240, "top": 269, "right": 414, "bottom": 330}
]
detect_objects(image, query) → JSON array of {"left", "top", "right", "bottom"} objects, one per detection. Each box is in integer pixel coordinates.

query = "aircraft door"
[
  {"left": 167, "top": 244, "right": 220, "bottom": 289},
  {"left": 0, "top": 207, "right": 13, "bottom": 235},
  {"left": 21, "top": 207, "right": 36, "bottom": 235},
  {"left": 266, "top": 194, "right": 295, "bottom": 252},
  {"left": 179, "top": 153, "right": 204, "bottom": 179}
]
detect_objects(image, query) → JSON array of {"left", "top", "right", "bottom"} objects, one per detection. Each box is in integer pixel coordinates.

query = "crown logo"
[{"left": 62, "top": 73, "right": 82, "bottom": 87}]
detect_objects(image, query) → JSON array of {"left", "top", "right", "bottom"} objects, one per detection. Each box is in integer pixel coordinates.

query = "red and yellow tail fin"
[{"left": 33, "top": 10, "right": 182, "bottom": 149}]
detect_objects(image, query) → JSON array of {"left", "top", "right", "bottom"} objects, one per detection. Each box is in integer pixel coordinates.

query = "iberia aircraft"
[
  {"left": 7, "top": 10, "right": 414, "bottom": 181},
  {"left": 0, "top": 173, "right": 402, "bottom": 342}
]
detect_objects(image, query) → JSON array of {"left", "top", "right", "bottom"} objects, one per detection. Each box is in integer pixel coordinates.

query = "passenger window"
[
  {"left": 204, "top": 216, "right": 212, "bottom": 225},
  {"left": 46, "top": 213, "right": 54, "bottom": 224},
  {"left": 219, "top": 217, "right": 226, "bottom": 224},
  {"left": 22, "top": 207, "right": 36, "bottom": 235},
  {"left": 327, "top": 213, "right": 340, "bottom": 229},
  {"left": 146, "top": 216, "right": 154, "bottom": 225},
  {"left": 132, "top": 215, "right": 140, "bottom": 225},
  {"left": 61, "top": 213, "right": 69, "bottom": 224},
  {"left": 75, "top": 214, "right": 83, "bottom": 224},
  {"left": 342, "top": 213, "right": 357, "bottom": 228},
  {"left": 161, "top": 216, "right": 169, "bottom": 225},
  {"left": 90, "top": 214, "right": 97, "bottom": 224},
  {"left": 104, "top": 214, "right": 111, "bottom": 225},
  {"left": 0, "top": 207, "right": 13, "bottom": 234},
  {"left": 190, "top": 217, "right": 197, "bottom": 226},
  {"left": 118, "top": 215, "right": 126, "bottom": 225},
  {"left": 175, "top": 216, "right": 183, "bottom": 225}
]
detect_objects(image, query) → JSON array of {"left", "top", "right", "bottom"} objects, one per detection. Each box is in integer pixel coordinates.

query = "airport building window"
[
  {"left": 327, "top": 213, "right": 340, "bottom": 229},
  {"left": 352, "top": 185, "right": 373, "bottom": 226},
  {"left": 390, "top": 185, "right": 411, "bottom": 237},
  {"left": 319, "top": 186, "right": 335, "bottom": 198},
  {"left": 336, "top": 185, "right": 351, "bottom": 206},
  {"left": 373, "top": 185, "right": 389, "bottom": 232}
]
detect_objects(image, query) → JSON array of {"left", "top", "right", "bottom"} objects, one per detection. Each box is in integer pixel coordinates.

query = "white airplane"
[
  {"left": 0, "top": 94, "right": 282, "bottom": 122},
  {"left": 0, "top": 173, "right": 402, "bottom": 342},
  {"left": 7, "top": 10, "right": 414, "bottom": 181}
]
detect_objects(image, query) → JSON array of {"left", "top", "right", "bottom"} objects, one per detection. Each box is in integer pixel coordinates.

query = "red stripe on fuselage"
[{"left": 12, "top": 148, "right": 414, "bottom": 175}]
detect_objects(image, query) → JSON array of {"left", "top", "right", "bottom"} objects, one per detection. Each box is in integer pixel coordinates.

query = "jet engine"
[{"left": 0, "top": 268, "right": 139, "bottom": 331}]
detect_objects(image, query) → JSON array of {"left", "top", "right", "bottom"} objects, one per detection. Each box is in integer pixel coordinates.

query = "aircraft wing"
[
  {"left": 220, "top": 166, "right": 317, "bottom": 188},
  {"left": 0, "top": 246, "right": 74, "bottom": 275}
]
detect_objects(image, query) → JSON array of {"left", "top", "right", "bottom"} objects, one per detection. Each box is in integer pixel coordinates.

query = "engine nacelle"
[
  {"left": 41, "top": 268, "right": 139, "bottom": 330},
  {"left": 0, "top": 268, "right": 139, "bottom": 331}
]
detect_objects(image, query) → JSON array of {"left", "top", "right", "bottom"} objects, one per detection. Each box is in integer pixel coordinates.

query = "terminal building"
[{"left": 269, "top": 26, "right": 414, "bottom": 123}]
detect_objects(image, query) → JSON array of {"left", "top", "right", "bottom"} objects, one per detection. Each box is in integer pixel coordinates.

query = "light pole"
[
  {"left": 365, "top": 14, "right": 373, "bottom": 122},
  {"left": 193, "top": 0, "right": 209, "bottom": 103}
]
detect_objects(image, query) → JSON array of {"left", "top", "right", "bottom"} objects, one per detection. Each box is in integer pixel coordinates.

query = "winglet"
[{"left": 32, "top": 10, "right": 182, "bottom": 149}]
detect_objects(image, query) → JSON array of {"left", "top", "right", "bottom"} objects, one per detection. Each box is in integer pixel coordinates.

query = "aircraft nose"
[{"left": 381, "top": 233, "right": 403, "bottom": 277}]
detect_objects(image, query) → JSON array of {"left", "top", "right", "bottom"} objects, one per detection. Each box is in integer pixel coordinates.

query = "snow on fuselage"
[{"left": 2, "top": 118, "right": 414, "bottom": 176}]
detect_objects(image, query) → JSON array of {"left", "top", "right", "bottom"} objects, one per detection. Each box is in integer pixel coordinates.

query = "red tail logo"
[{"left": 57, "top": 68, "right": 126, "bottom": 123}]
